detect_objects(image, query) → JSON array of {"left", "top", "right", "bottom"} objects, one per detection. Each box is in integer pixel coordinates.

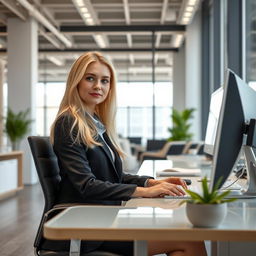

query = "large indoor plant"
[
  {"left": 4, "top": 108, "right": 33, "bottom": 151},
  {"left": 181, "top": 177, "right": 237, "bottom": 227},
  {"left": 168, "top": 108, "right": 195, "bottom": 141}
]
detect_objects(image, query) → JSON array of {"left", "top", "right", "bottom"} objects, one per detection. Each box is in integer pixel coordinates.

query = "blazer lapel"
[{"left": 97, "top": 135, "right": 121, "bottom": 179}]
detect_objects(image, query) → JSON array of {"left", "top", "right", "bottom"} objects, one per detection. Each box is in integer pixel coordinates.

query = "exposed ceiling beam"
[
  {"left": 47, "top": 56, "right": 64, "bottom": 66},
  {"left": 156, "top": 0, "right": 169, "bottom": 48},
  {"left": 16, "top": 0, "right": 72, "bottom": 48},
  {"left": 60, "top": 24, "right": 186, "bottom": 33},
  {"left": 123, "top": 0, "right": 133, "bottom": 49},
  {"left": 129, "top": 54, "right": 134, "bottom": 65},
  {"left": 38, "top": 47, "right": 178, "bottom": 53},
  {"left": 39, "top": 27, "right": 63, "bottom": 49},
  {"left": 72, "top": 0, "right": 109, "bottom": 48},
  {"left": 0, "top": 0, "right": 27, "bottom": 21}
]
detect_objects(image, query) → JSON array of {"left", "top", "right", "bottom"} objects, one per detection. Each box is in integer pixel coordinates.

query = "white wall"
[{"left": 185, "top": 10, "right": 202, "bottom": 141}]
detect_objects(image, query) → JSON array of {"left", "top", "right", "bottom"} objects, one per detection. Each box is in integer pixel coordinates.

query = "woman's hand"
[
  {"left": 147, "top": 177, "right": 187, "bottom": 189},
  {"left": 132, "top": 182, "right": 186, "bottom": 198}
]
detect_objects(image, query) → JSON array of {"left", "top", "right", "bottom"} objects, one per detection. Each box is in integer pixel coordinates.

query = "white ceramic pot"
[{"left": 186, "top": 202, "right": 227, "bottom": 227}]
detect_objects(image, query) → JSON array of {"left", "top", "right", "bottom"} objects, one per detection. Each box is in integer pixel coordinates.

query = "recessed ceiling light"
[
  {"left": 86, "top": 18, "right": 94, "bottom": 25},
  {"left": 83, "top": 13, "right": 91, "bottom": 18},
  {"left": 184, "top": 12, "right": 192, "bottom": 18},
  {"left": 80, "top": 7, "right": 88, "bottom": 13},
  {"left": 186, "top": 6, "right": 194, "bottom": 12},
  {"left": 188, "top": 0, "right": 198, "bottom": 5},
  {"left": 75, "top": 0, "right": 84, "bottom": 7}
]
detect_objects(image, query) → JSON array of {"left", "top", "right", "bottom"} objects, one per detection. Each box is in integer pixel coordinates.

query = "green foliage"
[
  {"left": 4, "top": 108, "right": 33, "bottom": 144},
  {"left": 180, "top": 176, "right": 237, "bottom": 205},
  {"left": 168, "top": 108, "right": 195, "bottom": 141}
]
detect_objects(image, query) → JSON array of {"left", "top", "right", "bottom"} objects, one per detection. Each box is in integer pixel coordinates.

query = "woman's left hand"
[{"left": 147, "top": 177, "right": 187, "bottom": 189}]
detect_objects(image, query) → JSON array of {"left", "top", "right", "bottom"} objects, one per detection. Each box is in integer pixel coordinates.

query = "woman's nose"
[{"left": 94, "top": 79, "right": 101, "bottom": 89}]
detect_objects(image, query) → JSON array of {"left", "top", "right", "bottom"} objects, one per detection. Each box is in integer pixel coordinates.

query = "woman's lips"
[{"left": 89, "top": 93, "right": 102, "bottom": 97}]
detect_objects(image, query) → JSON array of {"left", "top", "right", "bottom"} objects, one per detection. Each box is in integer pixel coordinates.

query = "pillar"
[{"left": 7, "top": 17, "right": 38, "bottom": 184}]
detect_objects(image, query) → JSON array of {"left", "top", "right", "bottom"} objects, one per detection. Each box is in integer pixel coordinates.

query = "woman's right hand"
[{"left": 132, "top": 182, "right": 185, "bottom": 198}]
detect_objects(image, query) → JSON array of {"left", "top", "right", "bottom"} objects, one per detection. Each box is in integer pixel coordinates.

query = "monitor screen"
[
  {"left": 204, "top": 87, "right": 224, "bottom": 155},
  {"left": 210, "top": 69, "right": 256, "bottom": 191}
]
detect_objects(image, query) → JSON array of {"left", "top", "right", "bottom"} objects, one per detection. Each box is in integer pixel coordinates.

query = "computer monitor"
[
  {"left": 209, "top": 69, "right": 256, "bottom": 196},
  {"left": 204, "top": 87, "right": 224, "bottom": 155}
]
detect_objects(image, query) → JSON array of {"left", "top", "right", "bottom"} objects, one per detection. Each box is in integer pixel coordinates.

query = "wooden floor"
[{"left": 0, "top": 184, "right": 44, "bottom": 256}]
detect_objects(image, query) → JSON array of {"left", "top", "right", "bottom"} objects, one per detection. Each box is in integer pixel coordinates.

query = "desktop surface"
[{"left": 44, "top": 201, "right": 256, "bottom": 242}]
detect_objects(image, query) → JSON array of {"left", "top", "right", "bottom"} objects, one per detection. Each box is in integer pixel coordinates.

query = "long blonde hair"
[{"left": 50, "top": 51, "right": 123, "bottom": 156}]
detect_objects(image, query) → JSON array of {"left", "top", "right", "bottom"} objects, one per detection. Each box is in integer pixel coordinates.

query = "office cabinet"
[{"left": 0, "top": 151, "right": 23, "bottom": 200}]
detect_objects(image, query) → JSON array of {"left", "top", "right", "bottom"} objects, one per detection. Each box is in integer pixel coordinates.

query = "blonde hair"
[{"left": 50, "top": 51, "right": 123, "bottom": 156}]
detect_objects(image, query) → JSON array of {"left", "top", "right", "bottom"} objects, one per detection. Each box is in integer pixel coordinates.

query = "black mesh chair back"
[
  {"left": 167, "top": 144, "right": 186, "bottom": 155},
  {"left": 28, "top": 136, "right": 61, "bottom": 254},
  {"left": 146, "top": 139, "right": 167, "bottom": 151}
]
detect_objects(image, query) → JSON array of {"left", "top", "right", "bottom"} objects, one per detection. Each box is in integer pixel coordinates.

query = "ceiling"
[{"left": 0, "top": 0, "right": 200, "bottom": 82}]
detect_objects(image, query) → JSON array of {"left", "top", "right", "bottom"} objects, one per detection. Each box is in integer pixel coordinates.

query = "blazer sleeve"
[
  {"left": 121, "top": 173, "right": 154, "bottom": 187},
  {"left": 53, "top": 116, "right": 137, "bottom": 201}
]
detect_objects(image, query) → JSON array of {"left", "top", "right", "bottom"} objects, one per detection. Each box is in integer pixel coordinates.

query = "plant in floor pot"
[
  {"left": 180, "top": 177, "right": 237, "bottom": 227},
  {"left": 4, "top": 108, "right": 33, "bottom": 151},
  {"left": 168, "top": 108, "right": 195, "bottom": 141}
]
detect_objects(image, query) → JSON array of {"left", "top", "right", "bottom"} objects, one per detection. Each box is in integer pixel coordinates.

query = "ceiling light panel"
[{"left": 177, "top": 0, "right": 201, "bottom": 25}]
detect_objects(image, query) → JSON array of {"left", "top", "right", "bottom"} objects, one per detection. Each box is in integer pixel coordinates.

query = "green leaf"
[
  {"left": 186, "top": 176, "right": 238, "bottom": 204},
  {"left": 185, "top": 189, "right": 204, "bottom": 202},
  {"left": 4, "top": 108, "right": 33, "bottom": 143},
  {"left": 168, "top": 107, "right": 195, "bottom": 141}
]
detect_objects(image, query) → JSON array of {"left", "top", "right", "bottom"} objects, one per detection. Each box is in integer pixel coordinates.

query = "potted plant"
[
  {"left": 180, "top": 177, "right": 237, "bottom": 227},
  {"left": 4, "top": 108, "right": 33, "bottom": 151},
  {"left": 168, "top": 108, "right": 195, "bottom": 141}
]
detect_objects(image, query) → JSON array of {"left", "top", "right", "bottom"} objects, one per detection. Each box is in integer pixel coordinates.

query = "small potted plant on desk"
[{"left": 180, "top": 177, "right": 237, "bottom": 227}]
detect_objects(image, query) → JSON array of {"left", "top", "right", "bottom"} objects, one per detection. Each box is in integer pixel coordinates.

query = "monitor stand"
[
  {"left": 227, "top": 145, "right": 256, "bottom": 198},
  {"left": 241, "top": 145, "right": 256, "bottom": 197}
]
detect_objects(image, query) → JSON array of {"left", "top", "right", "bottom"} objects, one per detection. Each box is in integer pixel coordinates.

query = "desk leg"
[
  {"left": 134, "top": 240, "right": 147, "bottom": 256},
  {"left": 70, "top": 239, "right": 81, "bottom": 256}
]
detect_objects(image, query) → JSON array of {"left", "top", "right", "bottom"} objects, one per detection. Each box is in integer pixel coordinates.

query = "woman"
[{"left": 49, "top": 52, "right": 207, "bottom": 256}]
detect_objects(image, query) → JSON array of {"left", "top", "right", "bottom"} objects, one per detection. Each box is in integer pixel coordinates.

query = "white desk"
[
  {"left": 138, "top": 159, "right": 211, "bottom": 178},
  {"left": 44, "top": 201, "right": 256, "bottom": 256},
  {"left": 44, "top": 159, "right": 256, "bottom": 256}
]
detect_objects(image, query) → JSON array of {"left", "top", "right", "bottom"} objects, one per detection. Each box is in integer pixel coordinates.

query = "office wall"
[
  {"left": 185, "top": 9, "right": 202, "bottom": 141},
  {"left": 173, "top": 44, "right": 186, "bottom": 112}
]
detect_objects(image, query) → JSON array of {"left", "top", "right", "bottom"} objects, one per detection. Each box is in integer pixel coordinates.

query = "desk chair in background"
[
  {"left": 139, "top": 141, "right": 187, "bottom": 162},
  {"left": 28, "top": 136, "right": 120, "bottom": 256}
]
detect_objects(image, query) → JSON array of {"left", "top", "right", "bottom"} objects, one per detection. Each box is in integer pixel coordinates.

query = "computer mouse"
[
  {"left": 183, "top": 178, "right": 192, "bottom": 185},
  {"left": 162, "top": 168, "right": 178, "bottom": 172}
]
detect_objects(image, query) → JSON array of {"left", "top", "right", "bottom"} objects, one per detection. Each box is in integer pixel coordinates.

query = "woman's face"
[{"left": 78, "top": 61, "right": 111, "bottom": 114}]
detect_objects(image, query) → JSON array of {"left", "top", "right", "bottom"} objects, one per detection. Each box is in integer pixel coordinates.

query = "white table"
[{"left": 44, "top": 199, "right": 256, "bottom": 256}]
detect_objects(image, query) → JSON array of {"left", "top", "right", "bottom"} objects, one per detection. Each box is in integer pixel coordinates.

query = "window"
[{"left": 36, "top": 82, "right": 172, "bottom": 141}]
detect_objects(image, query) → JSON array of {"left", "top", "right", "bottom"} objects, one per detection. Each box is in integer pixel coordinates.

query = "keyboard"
[{"left": 164, "top": 185, "right": 201, "bottom": 199}]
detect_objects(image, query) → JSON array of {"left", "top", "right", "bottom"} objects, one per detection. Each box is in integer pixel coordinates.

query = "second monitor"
[{"left": 207, "top": 69, "right": 256, "bottom": 197}]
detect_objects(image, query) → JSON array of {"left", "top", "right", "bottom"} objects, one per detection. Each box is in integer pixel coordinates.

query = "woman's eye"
[
  {"left": 101, "top": 79, "right": 109, "bottom": 84},
  {"left": 86, "top": 76, "right": 94, "bottom": 81}
]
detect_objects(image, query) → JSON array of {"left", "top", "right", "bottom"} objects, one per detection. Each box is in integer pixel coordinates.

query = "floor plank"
[{"left": 0, "top": 184, "right": 44, "bottom": 256}]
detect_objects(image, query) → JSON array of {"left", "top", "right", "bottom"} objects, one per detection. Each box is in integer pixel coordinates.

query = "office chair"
[
  {"left": 139, "top": 141, "right": 186, "bottom": 162},
  {"left": 146, "top": 139, "right": 167, "bottom": 151},
  {"left": 28, "top": 136, "right": 121, "bottom": 256},
  {"left": 184, "top": 141, "right": 205, "bottom": 155}
]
